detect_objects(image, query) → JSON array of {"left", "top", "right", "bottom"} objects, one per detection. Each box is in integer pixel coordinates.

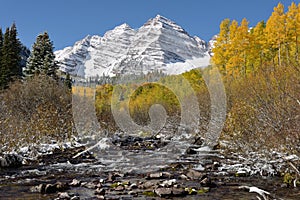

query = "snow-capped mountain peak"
[
  {"left": 103, "top": 23, "right": 134, "bottom": 39},
  {"left": 55, "top": 15, "right": 210, "bottom": 78}
]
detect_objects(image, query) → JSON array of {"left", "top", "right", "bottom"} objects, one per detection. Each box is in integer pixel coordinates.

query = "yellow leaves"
[
  {"left": 72, "top": 86, "right": 95, "bottom": 97},
  {"left": 212, "top": 18, "right": 250, "bottom": 77},
  {"left": 265, "top": 3, "right": 286, "bottom": 66},
  {"left": 212, "top": 2, "right": 300, "bottom": 77},
  {"left": 94, "top": 70, "right": 210, "bottom": 127},
  {"left": 128, "top": 82, "right": 180, "bottom": 123},
  {"left": 212, "top": 19, "right": 232, "bottom": 75},
  {"left": 286, "top": 2, "right": 300, "bottom": 63}
]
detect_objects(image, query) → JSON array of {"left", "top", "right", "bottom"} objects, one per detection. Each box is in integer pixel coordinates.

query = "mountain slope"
[{"left": 55, "top": 15, "right": 210, "bottom": 78}]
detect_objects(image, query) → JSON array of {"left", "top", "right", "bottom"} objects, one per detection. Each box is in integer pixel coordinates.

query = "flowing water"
[{"left": 0, "top": 137, "right": 299, "bottom": 199}]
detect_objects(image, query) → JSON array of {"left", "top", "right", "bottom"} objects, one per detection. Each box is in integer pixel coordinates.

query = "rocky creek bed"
[{"left": 0, "top": 135, "right": 300, "bottom": 200}]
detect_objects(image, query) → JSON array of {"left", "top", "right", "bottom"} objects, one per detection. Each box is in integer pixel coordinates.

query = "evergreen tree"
[
  {"left": 0, "top": 28, "right": 2, "bottom": 59},
  {"left": 0, "top": 28, "right": 3, "bottom": 89},
  {"left": 0, "top": 24, "right": 22, "bottom": 89},
  {"left": 8, "top": 23, "right": 22, "bottom": 78},
  {"left": 25, "top": 32, "right": 58, "bottom": 79},
  {"left": 64, "top": 73, "right": 72, "bottom": 89},
  {"left": 0, "top": 28, "right": 11, "bottom": 89}
]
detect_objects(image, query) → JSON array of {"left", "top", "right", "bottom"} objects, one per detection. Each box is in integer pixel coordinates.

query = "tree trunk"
[
  {"left": 296, "top": 35, "right": 299, "bottom": 65},
  {"left": 278, "top": 43, "right": 281, "bottom": 67}
]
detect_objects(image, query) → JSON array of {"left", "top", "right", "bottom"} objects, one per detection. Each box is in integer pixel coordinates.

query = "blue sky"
[{"left": 0, "top": 0, "right": 299, "bottom": 50}]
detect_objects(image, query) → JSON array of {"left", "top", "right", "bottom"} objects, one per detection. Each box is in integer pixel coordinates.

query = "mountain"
[
  {"left": 20, "top": 45, "right": 30, "bottom": 68},
  {"left": 207, "top": 35, "right": 217, "bottom": 56},
  {"left": 55, "top": 15, "right": 211, "bottom": 78}
]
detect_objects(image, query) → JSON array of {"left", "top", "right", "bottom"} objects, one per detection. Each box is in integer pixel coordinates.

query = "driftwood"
[{"left": 288, "top": 161, "right": 300, "bottom": 188}]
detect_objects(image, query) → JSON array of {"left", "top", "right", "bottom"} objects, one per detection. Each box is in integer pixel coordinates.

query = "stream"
[{"left": 0, "top": 135, "right": 300, "bottom": 199}]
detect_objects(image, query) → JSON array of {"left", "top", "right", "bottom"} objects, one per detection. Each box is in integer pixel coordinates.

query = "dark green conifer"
[
  {"left": 0, "top": 28, "right": 11, "bottom": 89},
  {"left": 64, "top": 73, "right": 72, "bottom": 89},
  {"left": 0, "top": 24, "right": 22, "bottom": 89},
  {"left": 0, "top": 28, "right": 3, "bottom": 89},
  {"left": 25, "top": 32, "right": 58, "bottom": 79},
  {"left": 8, "top": 23, "right": 22, "bottom": 78}
]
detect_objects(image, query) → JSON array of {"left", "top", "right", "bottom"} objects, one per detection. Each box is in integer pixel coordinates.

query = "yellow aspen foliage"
[
  {"left": 286, "top": 2, "right": 300, "bottom": 64},
  {"left": 226, "top": 20, "right": 240, "bottom": 77},
  {"left": 237, "top": 18, "right": 250, "bottom": 76},
  {"left": 265, "top": 3, "right": 286, "bottom": 66},
  {"left": 212, "top": 2, "right": 300, "bottom": 76},
  {"left": 212, "top": 18, "right": 231, "bottom": 75},
  {"left": 249, "top": 21, "right": 266, "bottom": 70}
]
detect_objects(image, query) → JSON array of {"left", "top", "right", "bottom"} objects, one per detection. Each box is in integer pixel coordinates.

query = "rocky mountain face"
[{"left": 55, "top": 15, "right": 211, "bottom": 78}]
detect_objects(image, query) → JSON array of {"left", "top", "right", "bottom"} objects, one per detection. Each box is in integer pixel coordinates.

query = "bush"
[
  {"left": 222, "top": 64, "right": 300, "bottom": 153},
  {"left": 0, "top": 75, "right": 74, "bottom": 152}
]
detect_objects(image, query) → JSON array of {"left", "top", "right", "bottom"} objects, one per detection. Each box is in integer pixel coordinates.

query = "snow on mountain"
[
  {"left": 55, "top": 15, "right": 210, "bottom": 78},
  {"left": 208, "top": 35, "right": 217, "bottom": 56}
]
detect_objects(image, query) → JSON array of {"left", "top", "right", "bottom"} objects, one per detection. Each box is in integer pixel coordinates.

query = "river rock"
[
  {"left": 114, "top": 185, "right": 125, "bottom": 191},
  {"left": 236, "top": 168, "right": 250, "bottom": 177},
  {"left": 148, "top": 172, "right": 163, "bottom": 179},
  {"left": 55, "top": 192, "right": 80, "bottom": 200},
  {"left": 56, "top": 182, "right": 69, "bottom": 191},
  {"left": 129, "top": 183, "right": 138, "bottom": 190},
  {"left": 162, "top": 172, "right": 172, "bottom": 178},
  {"left": 160, "top": 179, "right": 177, "bottom": 187},
  {"left": 147, "top": 171, "right": 171, "bottom": 179},
  {"left": 172, "top": 187, "right": 187, "bottom": 196},
  {"left": 179, "top": 174, "right": 188, "bottom": 180},
  {"left": 70, "top": 179, "right": 81, "bottom": 187},
  {"left": 0, "top": 154, "right": 23, "bottom": 168},
  {"left": 104, "top": 195, "right": 120, "bottom": 200},
  {"left": 57, "top": 192, "right": 70, "bottom": 199},
  {"left": 200, "top": 175, "right": 214, "bottom": 187},
  {"left": 155, "top": 187, "right": 172, "bottom": 197},
  {"left": 95, "top": 188, "right": 106, "bottom": 195},
  {"left": 81, "top": 181, "right": 96, "bottom": 189},
  {"left": 107, "top": 172, "right": 123, "bottom": 182},
  {"left": 30, "top": 183, "right": 46, "bottom": 193},
  {"left": 186, "top": 147, "right": 198, "bottom": 154},
  {"left": 193, "top": 137, "right": 204, "bottom": 145},
  {"left": 95, "top": 195, "right": 105, "bottom": 200},
  {"left": 139, "top": 180, "right": 158, "bottom": 189},
  {"left": 186, "top": 169, "right": 203, "bottom": 180},
  {"left": 45, "top": 184, "right": 57, "bottom": 193},
  {"left": 42, "top": 182, "right": 69, "bottom": 194},
  {"left": 70, "top": 196, "right": 80, "bottom": 200}
]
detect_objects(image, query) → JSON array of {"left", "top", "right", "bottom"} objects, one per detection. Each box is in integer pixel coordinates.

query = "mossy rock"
[
  {"left": 283, "top": 173, "right": 293, "bottom": 185},
  {"left": 143, "top": 191, "right": 156, "bottom": 197},
  {"left": 198, "top": 187, "right": 210, "bottom": 194},
  {"left": 185, "top": 187, "right": 197, "bottom": 195},
  {"left": 110, "top": 182, "right": 120, "bottom": 188}
]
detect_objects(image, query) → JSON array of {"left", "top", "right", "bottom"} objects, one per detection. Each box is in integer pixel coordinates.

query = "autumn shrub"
[
  {"left": 128, "top": 82, "right": 180, "bottom": 125},
  {"left": 0, "top": 75, "right": 74, "bottom": 153},
  {"left": 94, "top": 84, "right": 117, "bottom": 131},
  {"left": 222, "top": 64, "right": 300, "bottom": 154},
  {"left": 93, "top": 70, "right": 211, "bottom": 135}
]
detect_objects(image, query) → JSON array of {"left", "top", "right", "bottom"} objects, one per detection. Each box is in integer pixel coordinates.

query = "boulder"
[
  {"left": 95, "top": 188, "right": 106, "bottom": 195},
  {"left": 186, "top": 169, "right": 202, "bottom": 180},
  {"left": 155, "top": 187, "right": 172, "bottom": 197},
  {"left": 69, "top": 179, "right": 81, "bottom": 187},
  {"left": 0, "top": 154, "right": 23, "bottom": 168},
  {"left": 30, "top": 183, "right": 46, "bottom": 193}
]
